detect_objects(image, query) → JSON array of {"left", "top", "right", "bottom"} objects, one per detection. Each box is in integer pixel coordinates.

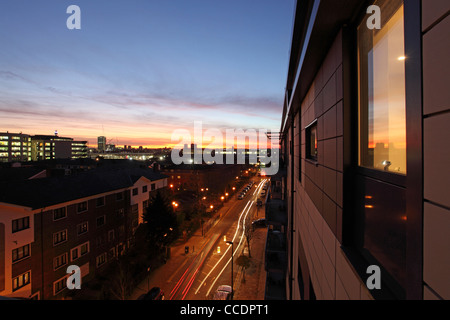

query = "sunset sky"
[{"left": 0, "top": 0, "right": 295, "bottom": 148}]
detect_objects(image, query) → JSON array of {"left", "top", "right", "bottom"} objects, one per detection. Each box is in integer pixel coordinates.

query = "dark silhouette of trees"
[{"left": 142, "top": 190, "right": 179, "bottom": 252}]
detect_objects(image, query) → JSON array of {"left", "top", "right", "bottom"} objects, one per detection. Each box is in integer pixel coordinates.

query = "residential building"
[
  {"left": 0, "top": 167, "right": 168, "bottom": 299},
  {"left": 274, "top": 0, "right": 449, "bottom": 300}
]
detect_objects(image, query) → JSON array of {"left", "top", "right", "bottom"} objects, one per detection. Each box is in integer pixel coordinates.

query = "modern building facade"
[
  {"left": 0, "top": 167, "right": 168, "bottom": 299},
  {"left": 277, "top": 0, "right": 449, "bottom": 300},
  {"left": 31, "top": 135, "right": 88, "bottom": 161},
  {"left": 97, "top": 136, "right": 106, "bottom": 153},
  {"left": 0, "top": 132, "right": 32, "bottom": 163}
]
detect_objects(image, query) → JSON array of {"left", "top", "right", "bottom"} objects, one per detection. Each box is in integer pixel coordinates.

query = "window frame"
[
  {"left": 341, "top": 0, "right": 424, "bottom": 300},
  {"left": 357, "top": 0, "right": 408, "bottom": 176},
  {"left": 96, "top": 196, "right": 105, "bottom": 208},
  {"left": 53, "top": 207, "right": 67, "bottom": 221},
  {"left": 53, "top": 229, "right": 68, "bottom": 246},
  {"left": 12, "top": 216, "right": 30, "bottom": 233},
  {"left": 53, "top": 252, "right": 68, "bottom": 270},
  {"left": 76, "top": 201, "right": 88, "bottom": 214},
  {"left": 305, "top": 119, "right": 318, "bottom": 162},
  {"left": 12, "top": 271, "right": 31, "bottom": 292},
  {"left": 77, "top": 221, "right": 89, "bottom": 236},
  {"left": 12, "top": 244, "right": 31, "bottom": 263}
]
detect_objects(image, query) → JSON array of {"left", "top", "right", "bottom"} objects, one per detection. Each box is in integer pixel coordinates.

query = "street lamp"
[{"left": 226, "top": 241, "right": 234, "bottom": 300}]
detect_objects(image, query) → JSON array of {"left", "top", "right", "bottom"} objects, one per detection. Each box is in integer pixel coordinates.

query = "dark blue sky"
[{"left": 0, "top": 0, "right": 295, "bottom": 147}]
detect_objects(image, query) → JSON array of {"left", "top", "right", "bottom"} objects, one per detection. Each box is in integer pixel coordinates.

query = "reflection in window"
[
  {"left": 358, "top": 0, "right": 406, "bottom": 174},
  {"left": 305, "top": 120, "right": 318, "bottom": 161}
]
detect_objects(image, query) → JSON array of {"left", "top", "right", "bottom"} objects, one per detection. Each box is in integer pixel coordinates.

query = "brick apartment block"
[{"left": 0, "top": 167, "right": 168, "bottom": 299}]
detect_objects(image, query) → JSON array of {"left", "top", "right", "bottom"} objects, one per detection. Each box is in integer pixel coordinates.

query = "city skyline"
[{"left": 0, "top": 0, "right": 296, "bottom": 148}]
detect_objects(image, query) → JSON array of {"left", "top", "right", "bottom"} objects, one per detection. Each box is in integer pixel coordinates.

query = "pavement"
[{"left": 129, "top": 190, "right": 267, "bottom": 301}]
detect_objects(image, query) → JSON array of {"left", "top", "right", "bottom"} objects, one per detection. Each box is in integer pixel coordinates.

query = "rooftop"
[{"left": 0, "top": 167, "right": 168, "bottom": 210}]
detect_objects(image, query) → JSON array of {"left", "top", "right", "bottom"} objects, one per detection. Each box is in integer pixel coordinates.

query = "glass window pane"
[{"left": 358, "top": 0, "right": 406, "bottom": 174}]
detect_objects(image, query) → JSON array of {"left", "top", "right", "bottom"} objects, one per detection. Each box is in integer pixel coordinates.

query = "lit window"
[
  {"left": 12, "top": 271, "right": 30, "bottom": 291},
  {"left": 53, "top": 230, "right": 67, "bottom": 246},
  {"left": 12, "top": 244, "right": 30, "bottom": 263}
]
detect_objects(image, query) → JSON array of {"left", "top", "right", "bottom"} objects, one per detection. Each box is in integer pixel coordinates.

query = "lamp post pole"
[{"left": 226, "top": 241, "right": 234, "bottom": 299}]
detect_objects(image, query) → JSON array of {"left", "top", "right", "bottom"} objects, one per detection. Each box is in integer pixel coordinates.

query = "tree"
[
  {"left": 142, "top": 191, "right": 179, "bottom": 251},
  {"left": 107, "top": 256, "right": 133, "bottom": 300},
  {"left": 244, "top": 215, "right": 254, "bottom": 258},
  {"left": 236, "top": 255, "right": 251, "bottom": 283}
]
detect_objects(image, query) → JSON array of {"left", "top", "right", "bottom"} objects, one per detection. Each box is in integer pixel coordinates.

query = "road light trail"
[
  {"left": 194, "top": 200, "right": 253, "bottom": 295},
  {"left": 253, "top": 178, "right": 267, "bottom": 196},
  {"left": 205, "top": 200, "right": 255, "bottom": 297},
  {"left": 204, "top": 179, "right": 267, "bottom": 296},
  {"left": 169, "top": 233, "right": 219, "bottom": 300}
]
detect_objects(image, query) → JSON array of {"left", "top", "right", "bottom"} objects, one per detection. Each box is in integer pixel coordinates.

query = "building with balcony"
[
  {"left": 0, "top": 167, "right": 168, "bottom": 299},
  {"left": 277, "top": 0, "right": 449, "bottom": 300}
]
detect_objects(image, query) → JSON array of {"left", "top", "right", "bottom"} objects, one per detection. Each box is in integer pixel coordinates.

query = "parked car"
[
  {"left": 138, "top": 287, "right": 165, "bottom": 300},
  {"left": 213, "top": 285, "right": 233, "bottom": 300},
  {"left": 238, "top": 194, "right": 244, "bottom": 200},
  {"left": 252, "top": 218, "right": 267, "bottom": 229},
  {"left": 257, "top": 199, "right": 262, "bottom": 206}
]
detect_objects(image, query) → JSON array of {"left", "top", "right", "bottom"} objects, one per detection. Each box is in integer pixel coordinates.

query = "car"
[
  {"left": 238, "top": 194, "right": 244, "bottom": 200},
  {"left": 213, "top": 285, "right": 233, "bottom": 300},
  {"left": 252, "top": 218, "right": 267, "bottom": 229},
  {"left": 138, "top": 287, "right": 165, "bottom": 300},
  {"left": 257, "top": 199, "right": 262, "bottom": 206},
  {"left": 261, "top": 190, "right": 266, "bottom": 196}
]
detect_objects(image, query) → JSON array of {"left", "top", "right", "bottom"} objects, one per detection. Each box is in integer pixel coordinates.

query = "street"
[{"left": 133, "top": 177, "right": 268, "bottom": 300}]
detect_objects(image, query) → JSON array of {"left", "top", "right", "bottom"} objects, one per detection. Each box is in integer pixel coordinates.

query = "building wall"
[
  {"left": 421, "top": 0, "right": 450, "bottom": 300},
  {"left": 131, "top": 176, "right": 168, "bottom": 224},
  {"left": 288, "top": 29, "right": 372, "bottom": 300},
  {"left": 285, "top": 0, "right": 449, "bottom": 301},
  {"left": 0, "top": 204, "right": 35, "bottom": 298},
  {"left": 0, "top": 133, "right": 31, "bottom": 163},
  {"left": 0, "top": 223, "right": 5, "bottom": 292},
  {"left": 30, "top": 190, "right": 133, "bottom": 300}
]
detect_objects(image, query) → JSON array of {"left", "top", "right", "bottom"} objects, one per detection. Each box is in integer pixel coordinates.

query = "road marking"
[
  {"left": 205, "top": 201, "right": 254, "bottom": 297},
  {"left": 194, "top": 200, "right": 253, "bottom": 295}
]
